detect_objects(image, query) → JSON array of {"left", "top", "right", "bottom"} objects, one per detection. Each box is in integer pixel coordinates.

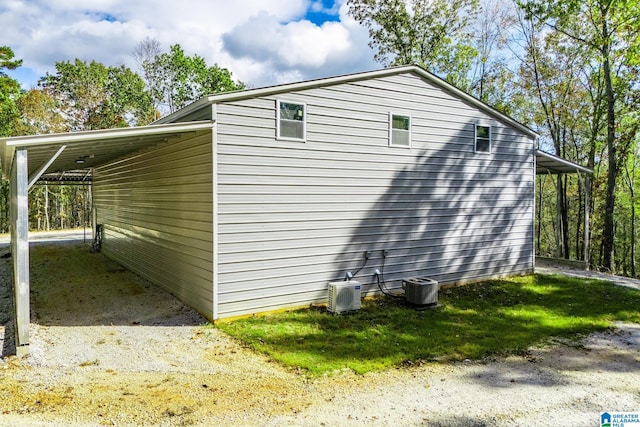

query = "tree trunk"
[
  {"left": 537, "top": 176, "right": 544, "bottom": 254},
  {"left": 59, "top": 191, "right": 65, "bottom": 229},
  {"left": 576, "top": 178, "right": 583, "bottom": 261},
  {"left": 601, "top": 28, "right": 617, "bottom": 271},
  {"left": 624, "top": 161, "right": 636, "bottom": 277},
  {"left": 555, "top": 176, "right": 563, "bottom": 257},
  {"left": 44, "top": 185, "right": 50, "bottom": 231},
  {"left": 552, "top": 158, "right": 570, "bottom": 259},
  {"left": 631, "top": 197, "right": 636, "bottom": 277},
  {"left": 561, "top": 175, "right": 570, "bottom": 258}
]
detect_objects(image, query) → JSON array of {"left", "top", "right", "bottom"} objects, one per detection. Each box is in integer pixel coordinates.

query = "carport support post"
[
  {"left": 10, "top": 148, "right": 30, "bottom": 356},
  {"left": 579, "top": 171, "right": 590, "bottom": 270}
]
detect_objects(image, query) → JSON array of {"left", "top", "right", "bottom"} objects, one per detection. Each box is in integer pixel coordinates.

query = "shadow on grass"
[{"left": 217, "top": 274, "right": 640, "bottom": 376}]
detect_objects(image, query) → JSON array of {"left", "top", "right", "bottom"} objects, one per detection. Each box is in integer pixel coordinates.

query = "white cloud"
[
  {"left": 1, "top": 0, "right": 376, "bottom": 89},
  {"left": 223, "top": 2, "right": 376, "bottom": 85},
  {"left": 224, "top": 13, "right": 351, "bottom": 68}
]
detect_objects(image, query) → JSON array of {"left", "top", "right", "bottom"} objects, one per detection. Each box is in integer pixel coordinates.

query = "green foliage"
[
  {"left": 520, "top": 0, "right": 640, "bottom": 271},
  {"left": 218, "top": 275, "right": 640, "bottom": 376},
  {"left": 520, "top": 20, "right": 595, "bottom": 260},
  {"left": 0, "top": 45, "right": 22, "bottom": 137},
  {"left": 1, "top": 42, "right": 245, "bottom": 233},
  {"left": 347, "top": 0, "right": 479, "bottom": 88},
  {"left": 29, "top": 184, "right": 91, "bottom": 231},
  {"left": 13, "top": 88, "right": 68, "bottom": 135},
  {"left": 141, "top": 43, "right": 245, "bottom": 114},
  {"left": 0, "top": 76, "right": 20, "bottom": 137},
  {"left": 40, "top": 59, "right": 154, "bottom": 130},
  {"left": 0, "top": 45, "right": 23, "bottom": 71},
  {"left": 0, "top": 46, "right": 22, "bottom": 232}
]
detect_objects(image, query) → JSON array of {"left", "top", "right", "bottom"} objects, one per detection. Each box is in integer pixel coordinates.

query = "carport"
[
  {"left": 0, "top": 121, "right": 212, "bottom": 355},
  {"left": 535, "top": 150, "right": 592, "bottom": 175},
  {"left": 535, "top": 149, "right": 593, "bottom": 267}
]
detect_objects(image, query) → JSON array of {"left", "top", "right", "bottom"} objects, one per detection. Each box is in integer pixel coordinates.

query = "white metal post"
[
  {"left": 10, "top": 148, "right": 30, "bottom": 356},
  {"left": 211, "top": 107, "right": 219, "bottom": 320}
]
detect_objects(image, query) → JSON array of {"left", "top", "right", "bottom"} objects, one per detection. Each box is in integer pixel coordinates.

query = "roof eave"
[
  {"left": 152, "top": 97, "right": 214, "bottom": 125},
  {"left": 536, "top": 149, "right": 593, "bottom": 174}
]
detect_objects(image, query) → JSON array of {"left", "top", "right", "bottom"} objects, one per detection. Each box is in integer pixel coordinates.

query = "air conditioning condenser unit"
[
  {"left": 327, "top": 281, "right": 361, "bottom": 314},
  {"left": 403, "top": 277, "right": 438, "bottom": 309}
]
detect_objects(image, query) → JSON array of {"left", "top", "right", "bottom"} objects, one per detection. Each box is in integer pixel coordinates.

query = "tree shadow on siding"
[{"left": 332, "top": 121, "right": 534, "bottom": 293}]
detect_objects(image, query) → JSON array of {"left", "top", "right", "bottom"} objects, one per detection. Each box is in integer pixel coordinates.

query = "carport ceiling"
[{"left": 0, "top": 121, "right": 213, "bottom": 183}]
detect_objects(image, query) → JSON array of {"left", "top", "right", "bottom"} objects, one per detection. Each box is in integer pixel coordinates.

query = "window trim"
[
  {"left": 474, "top": 123, "right": 492, "bottom": 154},
  {"left": 389, "top": 112, "right": 412, "bottom": 148},
  {"left": 277, "top": 100, "right": 307, "bottom": 142}
]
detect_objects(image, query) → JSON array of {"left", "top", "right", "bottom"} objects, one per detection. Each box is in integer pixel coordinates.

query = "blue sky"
[{"left": 2, "top": 0, "right": 375, "bottom": 90}]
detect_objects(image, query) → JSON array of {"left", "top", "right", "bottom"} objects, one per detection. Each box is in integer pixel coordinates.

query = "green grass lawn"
[{"left": 216, "top": 274, "right": 640, "bottom": 376}]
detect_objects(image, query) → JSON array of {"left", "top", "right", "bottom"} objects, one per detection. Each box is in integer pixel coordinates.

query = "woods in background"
[
  {"left": 347, "top": 0, "right": 640, "bottom": 274},
  {"left": 1, "top": 0, "right": 640, "bottom": 275},
  {"left": 0, "top": 40, "right": 244, "bottom": 237}
]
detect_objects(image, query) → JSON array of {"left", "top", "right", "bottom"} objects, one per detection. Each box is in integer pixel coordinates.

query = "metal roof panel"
[
  {"left": 536, "top": 150, "right": 592, "bottom": 175},
  {"left": 0, "top": 121, "right": 212, "bottom": 182}
]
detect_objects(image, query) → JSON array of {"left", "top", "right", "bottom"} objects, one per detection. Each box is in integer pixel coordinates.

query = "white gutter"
[{"left": 2, "top": 120, "right": 213, "bottom": 147}]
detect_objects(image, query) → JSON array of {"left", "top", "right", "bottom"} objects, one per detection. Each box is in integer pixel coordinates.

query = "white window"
[
  {"left": 390, "top": 113, "right": 411, "bottom": 147},
  {"left": 475, "top": 124, "right": 491, "bottom": 153},
  {"left": 277, "top": 100, "right": 306, "bottom": 141}
]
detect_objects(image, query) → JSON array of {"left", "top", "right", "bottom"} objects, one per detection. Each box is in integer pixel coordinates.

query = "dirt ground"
[{"left": 1, "top": 236, "right": 639, "bottom": 426}]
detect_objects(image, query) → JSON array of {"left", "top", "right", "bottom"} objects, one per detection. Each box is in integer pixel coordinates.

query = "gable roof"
[{"left": 155, "top": 65, "right": 539, "bottom": 139}]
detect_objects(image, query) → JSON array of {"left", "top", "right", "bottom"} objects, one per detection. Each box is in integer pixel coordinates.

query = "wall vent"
[{"left": 327, "top": 281, "right": 361, "bottom": 313}]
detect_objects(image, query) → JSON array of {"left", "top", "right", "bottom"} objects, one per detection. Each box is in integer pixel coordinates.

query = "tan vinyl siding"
[
  {"left": 214, "top": 72, "right": 534, "bottom": 318},
  {"left": 93, "top": 131, "right": 214, "bottom": 319}
]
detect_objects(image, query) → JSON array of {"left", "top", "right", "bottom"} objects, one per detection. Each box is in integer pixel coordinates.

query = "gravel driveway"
[{"left": 1, "top": 237, "right": 639, "bottom": 426}]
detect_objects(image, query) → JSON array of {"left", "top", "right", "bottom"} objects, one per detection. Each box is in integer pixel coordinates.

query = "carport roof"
[
  {"left": 536, "top": 150, "right": 592, "bottom": 175},
  {"left": 0, "top": 121, "right": 212, "bottom": 183}
]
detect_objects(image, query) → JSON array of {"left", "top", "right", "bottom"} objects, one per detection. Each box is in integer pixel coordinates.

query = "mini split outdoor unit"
[{"left": 327, "top": 281, "right": 361, "bottom": 313}]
